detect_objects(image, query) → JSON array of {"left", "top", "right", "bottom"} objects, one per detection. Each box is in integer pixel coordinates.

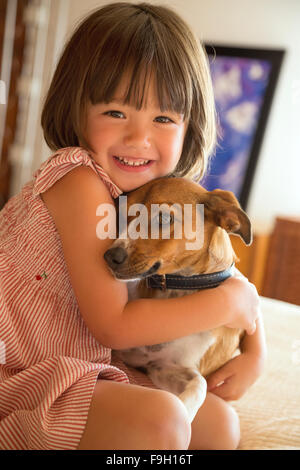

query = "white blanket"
[{"left": 232, "top": 296, "right": 300, "bottom": 450}]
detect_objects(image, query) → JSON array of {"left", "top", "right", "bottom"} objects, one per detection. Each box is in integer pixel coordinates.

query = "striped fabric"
[
  {"left": 0, "top": 147, "right": 154, "bottom": 450},
  {"left": 32, "top": 147, "right": 123, "bottom": 199}
]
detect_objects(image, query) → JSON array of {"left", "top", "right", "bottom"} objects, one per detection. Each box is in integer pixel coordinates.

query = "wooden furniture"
[
  {"left": 230, "top": 233, "right": 270, "bottom": 295},
  {"left": 262, "top": 217, "right": 300, "bottom": 306},
  {"left": 231, "top": 217, "right": 300, "bottom": 306}
]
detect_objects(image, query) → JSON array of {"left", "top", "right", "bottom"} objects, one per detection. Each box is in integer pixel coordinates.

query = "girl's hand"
[
  {"left": 206, "top": 351, "right": 265, "bottom": 401},
  {"left": 220, "top": 274, "right": 260, "bottom": 335}
]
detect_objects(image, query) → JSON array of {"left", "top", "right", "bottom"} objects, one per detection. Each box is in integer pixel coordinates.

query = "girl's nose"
[{"left": 123, "top": 124, "right": 151, "bottom": 149}]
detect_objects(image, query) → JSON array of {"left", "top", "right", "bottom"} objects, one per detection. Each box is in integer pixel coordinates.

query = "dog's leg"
[
  {"left": 148, "top": 365, "right": 207, "bottom": 423},
  {"left": 178, "top": 374, "right": 207, "bottom": 423}
]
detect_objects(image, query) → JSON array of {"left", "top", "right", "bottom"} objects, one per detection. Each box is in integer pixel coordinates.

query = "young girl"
[{"left": 0, "top": 2, "right": 266, "bottom": 450}]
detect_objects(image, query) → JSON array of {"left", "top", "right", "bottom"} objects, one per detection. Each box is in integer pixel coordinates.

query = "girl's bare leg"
[
  {"left": 77, "top": 380, "right": 191, "bottom": 450},
  {"left": 189, "top": 392, "right": 240, "bottom": 450}
]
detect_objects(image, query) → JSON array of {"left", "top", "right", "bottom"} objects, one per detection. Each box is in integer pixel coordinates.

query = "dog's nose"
[{"left": 104, "top": 247, "right": 128, "bottom": 269}]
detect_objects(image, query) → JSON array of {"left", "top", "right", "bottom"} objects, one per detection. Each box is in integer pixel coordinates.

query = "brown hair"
[{"left": 41, "top": 2, "right": 216, "bottom": 181}]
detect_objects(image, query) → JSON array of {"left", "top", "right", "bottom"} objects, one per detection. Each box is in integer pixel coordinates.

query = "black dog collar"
[{"left": 146, "top": 264, "right": 235, "bottom": 291}]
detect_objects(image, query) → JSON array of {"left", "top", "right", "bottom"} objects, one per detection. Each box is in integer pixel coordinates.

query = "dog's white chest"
[
  {"left": 123, "top": 280, "right": 216, "bottom": 370},
  {"left": 119, "top": 331, "right": 215, "bottom": 370},
  {"left": 152, "top": 332, "right": 215, "bottom": 368}
]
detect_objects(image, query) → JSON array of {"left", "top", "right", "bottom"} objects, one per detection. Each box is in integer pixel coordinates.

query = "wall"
[{"left": 52, "top": 0, "right": 300, "bottom": 233}]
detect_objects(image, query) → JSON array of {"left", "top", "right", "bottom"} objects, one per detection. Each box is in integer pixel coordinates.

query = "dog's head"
[{"left": 104, "top": 177, "right": 252, "bottom": 281}]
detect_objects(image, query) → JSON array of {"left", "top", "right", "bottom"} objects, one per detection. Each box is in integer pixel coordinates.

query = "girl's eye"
[
  {"left": 105, "top": 110, "right": 125, "bottom": 119},
  {"left": 155, "top": 116, "right": 174, "bottom": 124}
]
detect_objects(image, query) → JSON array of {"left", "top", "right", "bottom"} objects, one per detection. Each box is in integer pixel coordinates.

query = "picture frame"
[{"left": 203, "top": 44, "right": 285, "bottom": 209}]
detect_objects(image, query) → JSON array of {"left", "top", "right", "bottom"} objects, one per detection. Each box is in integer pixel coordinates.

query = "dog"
[{"left": 104, "top": 176, "right": 251, "bottom": 422}]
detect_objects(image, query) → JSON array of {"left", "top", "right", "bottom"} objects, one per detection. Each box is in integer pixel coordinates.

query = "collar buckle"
[{"left": 146, "top": 274, "right": 167, "bottom": 291}]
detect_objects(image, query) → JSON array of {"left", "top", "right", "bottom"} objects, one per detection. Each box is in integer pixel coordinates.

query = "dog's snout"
[{"left": 104, "top": 247, "right": 128, "bottom": 269}]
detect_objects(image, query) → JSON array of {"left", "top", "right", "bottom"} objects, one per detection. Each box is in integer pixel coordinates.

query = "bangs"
[{"left": 87, "top": 12, "right": 192, "bottom": 118}]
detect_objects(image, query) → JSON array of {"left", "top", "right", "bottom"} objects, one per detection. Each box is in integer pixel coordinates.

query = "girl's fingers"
[
  {"left": 207, "top": 370, "right": 232, "bottom": 391},
  {"left": 208, "top": 378, "right": 235, "bottom": 400},
  {"left": 246, "top": 322, "right": 257, "bottom": 335}
]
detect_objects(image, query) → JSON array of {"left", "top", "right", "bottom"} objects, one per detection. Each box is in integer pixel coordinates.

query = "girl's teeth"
[{"left": 115, "top": 156, "right": 149, "bottom": 166}]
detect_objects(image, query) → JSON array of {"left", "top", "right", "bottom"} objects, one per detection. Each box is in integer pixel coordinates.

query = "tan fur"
[{"left": 199, "top": 327, "right": 245, "bottom": 377}]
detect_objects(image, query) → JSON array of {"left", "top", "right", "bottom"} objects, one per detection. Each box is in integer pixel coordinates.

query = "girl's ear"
[{"left": 204, "top": 189, "right": 252, "bottom": 245}]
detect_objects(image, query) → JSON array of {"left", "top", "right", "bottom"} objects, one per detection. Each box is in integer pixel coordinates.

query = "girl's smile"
[
  {"left": 112, "top": 155, "right": 155, "bottom": 172},
  {"left": 83, "top": 79, "right": 188, "bottom": 192}
]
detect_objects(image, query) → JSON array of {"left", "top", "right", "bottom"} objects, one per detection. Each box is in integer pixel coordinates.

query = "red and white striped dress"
[{"left": 0, "top": 147, "right": 154, "bottom": 450}]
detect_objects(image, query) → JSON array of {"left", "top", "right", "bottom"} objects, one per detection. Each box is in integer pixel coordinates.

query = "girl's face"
[{"left": 83, "top": 78, "right": 188, "bottom": 192}]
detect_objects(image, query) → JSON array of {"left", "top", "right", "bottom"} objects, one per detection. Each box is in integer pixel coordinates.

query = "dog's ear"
[{"left": 204, "top": 189, "right": 252, "bottom": 245}]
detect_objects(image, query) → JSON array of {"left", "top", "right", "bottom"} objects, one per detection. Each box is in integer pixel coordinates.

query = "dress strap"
[{"left": 33, "top": 147, "right": 122, "bottom": 199}]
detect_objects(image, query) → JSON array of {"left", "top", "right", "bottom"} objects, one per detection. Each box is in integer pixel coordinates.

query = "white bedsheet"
[{"left": 232, "top": 296, "right": 300, "bottom": 450}]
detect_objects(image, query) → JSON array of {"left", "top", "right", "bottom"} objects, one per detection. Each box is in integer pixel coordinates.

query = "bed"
[{"left": 232, "top": 296, "right": 300, "bottom": 450}]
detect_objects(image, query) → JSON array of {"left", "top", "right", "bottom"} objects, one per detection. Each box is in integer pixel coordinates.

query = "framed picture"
[{"left": 202, "top": 44, "right": 285, "bottom": 209}]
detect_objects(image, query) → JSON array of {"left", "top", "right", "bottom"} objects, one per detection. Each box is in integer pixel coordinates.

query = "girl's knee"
[
  {"left": 149, "top": 390, "right": 191, "bottom": 450},
  {"left": 78, "top": 382, "right": 191, "bottom": 450},
  {"left": 216, "top": 402, "right": 240, "bottom": 450}
]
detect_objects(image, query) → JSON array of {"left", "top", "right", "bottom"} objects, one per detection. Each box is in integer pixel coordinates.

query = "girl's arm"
[
  {"left": 42, "top": 166, "right": 259, "bottom": 350},
  {"left": 206, "top": 309, "right": 267, "bottom": 400},
  {"left": 240, "top": 308, "right": 267, "bottom": 360},
  {"left": 233, "top": 269, "right": 267, "bottom": 360}
]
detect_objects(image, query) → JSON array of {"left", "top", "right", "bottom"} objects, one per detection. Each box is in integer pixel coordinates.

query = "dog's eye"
[{"left": 153, "top": 212, "right": 174, "bottom": 227}]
